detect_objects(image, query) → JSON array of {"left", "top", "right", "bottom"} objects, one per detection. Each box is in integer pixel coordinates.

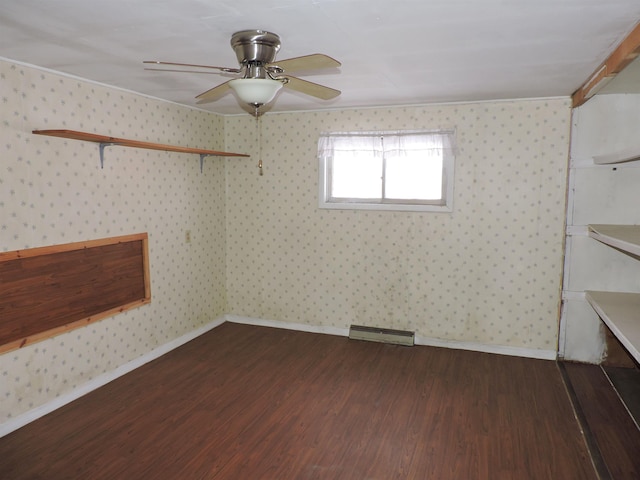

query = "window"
[{"left": 318, "top": 129, "right": 455, "bottom": 212}]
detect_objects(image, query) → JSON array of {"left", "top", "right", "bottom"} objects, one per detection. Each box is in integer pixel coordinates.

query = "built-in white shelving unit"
[{"left": 586, "top": 224, "right": 640, "bottom": 363}]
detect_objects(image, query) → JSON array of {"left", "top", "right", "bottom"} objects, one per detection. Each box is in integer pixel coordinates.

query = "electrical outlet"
[{"left": 185, "top": 230, "right": 191, "bottom": 243}]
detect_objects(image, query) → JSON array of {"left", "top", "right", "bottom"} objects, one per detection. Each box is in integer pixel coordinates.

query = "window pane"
[
  {"left": 385, "top": 153, "right": 443, "bottom": 200},
  {"left": 318, "top": 129, "right": 454, "bottom": 212},
  {"left": 331, "top": 152, "right": 382, "bottom": 199}
]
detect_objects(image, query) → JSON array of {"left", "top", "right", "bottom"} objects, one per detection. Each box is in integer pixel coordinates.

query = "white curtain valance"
[{"left": 317, "top": 129, "right": 456, "bottom": 158}]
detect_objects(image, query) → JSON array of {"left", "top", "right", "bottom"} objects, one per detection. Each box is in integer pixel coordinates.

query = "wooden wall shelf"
[{"left": 32, "top": 129, "right": 249, "bottom": 171}]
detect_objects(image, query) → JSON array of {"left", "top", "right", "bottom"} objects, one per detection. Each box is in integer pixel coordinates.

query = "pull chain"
[{"left": 255, "top": 106, "right": 263, "bottom": 176}]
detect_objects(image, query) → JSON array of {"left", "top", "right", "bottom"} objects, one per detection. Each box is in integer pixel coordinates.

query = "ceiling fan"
[{"left": 144, "top": 29, "right": 341, "bottom": 114}]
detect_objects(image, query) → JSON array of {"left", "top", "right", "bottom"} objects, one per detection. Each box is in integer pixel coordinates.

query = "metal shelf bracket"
[
  {"left": 199, "top": 153, "right": 216, "bottom": 173},
  {"left": 98, "top": 142, "right": 117, "bottom": 169}
]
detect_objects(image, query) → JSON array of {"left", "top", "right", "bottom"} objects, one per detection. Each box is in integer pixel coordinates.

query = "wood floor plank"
[
  {"left": 0, "top": 323, "right": 596, "bottom": 479},
  {"left": 562, "top": 361, "right": 640, "bottom": 480}
]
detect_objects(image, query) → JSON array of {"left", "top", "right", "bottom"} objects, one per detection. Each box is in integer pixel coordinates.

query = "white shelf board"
[
  {"left": 585, "top": 290, "right": 640, "bottom": 364},
  {"left": 593, "top": 147, "right": 640, "bottom": 165},
  {"left": 588, "top": 224, "right": 640, "bottom": 257}
]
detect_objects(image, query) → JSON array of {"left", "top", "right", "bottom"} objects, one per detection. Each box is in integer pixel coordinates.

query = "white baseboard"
[
  {"left": 415, "top": 334, "right": 557, "bottom": 360},
  {"left": 0, "top": 316, "right": 226, "bottom": 438},
  {"left": 225, "top": 314, "right": 349, "bottom": 337},
  {"left": 226, "top": 315, "right": 557, "bottom": 360}
]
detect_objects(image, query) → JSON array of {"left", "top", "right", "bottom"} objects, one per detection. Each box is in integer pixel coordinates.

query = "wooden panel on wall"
[{"left": 0, "top": 233, "right": 150, "bottom": 353}]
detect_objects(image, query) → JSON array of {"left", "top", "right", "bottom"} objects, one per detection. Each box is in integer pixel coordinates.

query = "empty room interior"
[{"left": 1, "top": 1, "right": 640, "bottom": 478}]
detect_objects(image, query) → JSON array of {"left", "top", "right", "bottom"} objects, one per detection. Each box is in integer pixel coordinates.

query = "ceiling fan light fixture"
[
  {"left": 148, "top": 29, "right": 341, "bottom": 113},
  {"left": 229, "top": 78, "right": 283, "bottom": 106}
]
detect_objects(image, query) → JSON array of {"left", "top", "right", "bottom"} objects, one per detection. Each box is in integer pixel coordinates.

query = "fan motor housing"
[{"left": 231, "top": 30, "right": 281, "bottom": 66}]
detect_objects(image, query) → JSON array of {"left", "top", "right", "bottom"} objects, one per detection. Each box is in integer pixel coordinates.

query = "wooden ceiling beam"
[{"left": 572, "top": 22, "right": 640, "bottom": 108}]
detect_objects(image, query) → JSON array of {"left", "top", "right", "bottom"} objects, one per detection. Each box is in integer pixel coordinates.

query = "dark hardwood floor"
[
  {"left": 0, "top": 323, "right": 596, "bottom": 479},
  {"left": 560, "top": 362, "right": 640, "bottom": 480}
]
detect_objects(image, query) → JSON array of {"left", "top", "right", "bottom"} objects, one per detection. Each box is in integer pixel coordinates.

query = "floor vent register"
[{"left": 348, "top": 325, "right": 415, "bottom": 346}]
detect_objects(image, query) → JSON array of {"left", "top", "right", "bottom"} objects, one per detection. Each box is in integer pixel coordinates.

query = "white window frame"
[{"left": 318, "top": 129, "right": 455, "bottom": 212}]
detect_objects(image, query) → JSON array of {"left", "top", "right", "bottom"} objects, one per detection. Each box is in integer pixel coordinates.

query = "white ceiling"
[{"left": 1, "top": 0, "right": 639, "bottom": 115}]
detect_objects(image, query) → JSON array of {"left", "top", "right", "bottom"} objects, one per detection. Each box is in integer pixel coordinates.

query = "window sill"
[{"left": 319, "top": 200, "right": 453, "bottom": 213}]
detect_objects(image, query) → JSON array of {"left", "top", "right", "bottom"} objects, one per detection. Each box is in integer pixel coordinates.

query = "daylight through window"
[{"left": 318, "top": 129, "right": 455, "bottom": 212}]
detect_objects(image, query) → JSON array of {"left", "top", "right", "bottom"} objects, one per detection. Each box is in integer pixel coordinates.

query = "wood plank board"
[
  {"left": 32, "top": 129, "right": 249, "bottom": 157},
  {"left": 0, "top": 233, "right": 150, "bottom": 353},
  {"left": 586, "top": 290, "right": 640, "bottom": 364},
  {"left": 572, "top": 22, "right": 640, "bottom": 107},
  {"left": 588, "top": 224, "right": 640, "bottom": 257}
]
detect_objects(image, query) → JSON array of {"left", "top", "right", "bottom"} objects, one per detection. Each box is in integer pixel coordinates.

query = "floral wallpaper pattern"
[
  {"left": 1, "top": 59, "right": 228, "bottom": 423},
  {"left": 1, "top": 56, "right": 572, "bottom": 427},
  {"left": 225, "top": 100, "right": 571, "bottom": 352}
]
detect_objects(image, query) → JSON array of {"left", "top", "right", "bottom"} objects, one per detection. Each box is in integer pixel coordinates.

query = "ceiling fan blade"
[
  {"left": 270, "top": 54, "right": 341, "bottom": 73},
  {"left": 144, "top": 67, "right": 227, "bottom": 75},
  {"left": 196, "top": 81, "right": 232, "bottom": 104},
  {"left": 283, "top": 76, "right": 341, "bottom": 100},
  {"left": 144, "top": 60, "right": 241, "bottom": 74}
]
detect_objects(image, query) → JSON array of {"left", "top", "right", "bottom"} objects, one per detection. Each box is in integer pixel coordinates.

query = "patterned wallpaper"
[
  {"left": 0, "top": 59, "right": 229, "bottom": 423},
  {"left": 1, "top": 56, "right": 572, "bottom": 427},
  {"left": 225, "top": 100, "right": 571, "bottom": 352}
]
